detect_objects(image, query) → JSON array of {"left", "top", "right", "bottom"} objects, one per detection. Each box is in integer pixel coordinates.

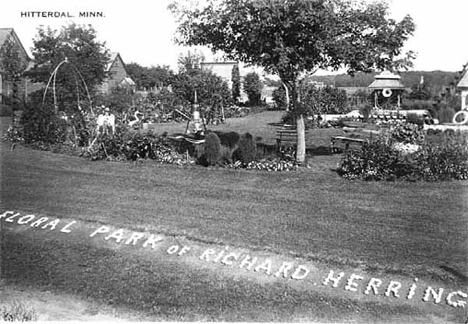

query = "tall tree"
[
  {"left": 231, "top": 63, "right": 241, "bottom": 102},
  {"left": 178, "top": 50, "right": 205, "bottom": 74},
  {"left": 170, "top": 0, "right": 415, "bottom": 163},
  {"left": 126, "top": 62, "right": 175, "bottom": 90},
  {"left": 30, "top": 23, "right": 109, "bottom": 115},
  {"left": 243, "top": 71, "right": 263, "bottom": 106}
]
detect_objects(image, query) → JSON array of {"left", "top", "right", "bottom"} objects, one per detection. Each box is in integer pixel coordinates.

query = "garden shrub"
[
  {"left": 82, "top": 131, "right": 192, "bottom": 165},
  {"left": 358, "top": 104, "right": 372, "bottom": 122},
  {"left": 203, "top": 132, "right": 222, "bottom": 166},
  {"left": 215, "top": 131, "right": 240, "bottom": 164},
  {"left": 338, "top": 132, "right": 468, "bottom": 181},
  {"left": 437, "top": 107, "right": 456, "bottom": 124},
  {"left": 21, "top": 103, "right": 68, "bottom": 145},
  {"left": 387, "top": 123, "right": 425, "bottom": 144},
  {"left": 216, "top": 131, "right": 240, "bottom": 148},
  {"left": 405, "top": 113, "right": 424, "bottom": 127},
  {"left": 233, "top": 132, "right": 257, "bottom": 165}
]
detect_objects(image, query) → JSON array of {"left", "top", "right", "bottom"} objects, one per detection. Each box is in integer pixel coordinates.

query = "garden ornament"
[{"left": 452, "top": 107, "right": 468, "bottom": 125}]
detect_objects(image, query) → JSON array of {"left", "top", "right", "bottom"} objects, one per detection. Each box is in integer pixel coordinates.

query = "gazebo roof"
[{"left": 368, "top": 71, "right": 405, "bottom": 89}]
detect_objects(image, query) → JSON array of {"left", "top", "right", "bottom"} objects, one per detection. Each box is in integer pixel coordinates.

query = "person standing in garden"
[{"left": 96, "top": 106, "right": 115, "bottom": 136}]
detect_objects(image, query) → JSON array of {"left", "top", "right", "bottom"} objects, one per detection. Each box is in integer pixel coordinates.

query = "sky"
[{"left": 1, "top": 0, "right": 467, "bottom": 74}]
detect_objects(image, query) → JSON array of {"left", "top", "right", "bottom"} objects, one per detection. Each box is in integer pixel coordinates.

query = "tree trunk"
[
  {"left": 282, "top": 82, "right": 290, "bottom": 111},
  {"left": 291, "top": 80, "right": 306, "bottom": 164},
  {"left": 296, "top": 114, "right": 306, "bottom": 164}
]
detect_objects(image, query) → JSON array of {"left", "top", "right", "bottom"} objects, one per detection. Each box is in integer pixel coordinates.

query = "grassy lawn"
[
  {"left": 4, "top": 228, "right": 432, "bottom": 322},
  {"left": 1, "top": 113, "right": 467, "bottom": 322},
  {"left": 1, "top": 113, "right": 467, "bottom": 281}
]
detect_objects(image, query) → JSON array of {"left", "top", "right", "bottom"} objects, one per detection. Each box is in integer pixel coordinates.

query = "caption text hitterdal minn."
[{"left": 20, "top": 11, "right": 105, "bottom": 18}]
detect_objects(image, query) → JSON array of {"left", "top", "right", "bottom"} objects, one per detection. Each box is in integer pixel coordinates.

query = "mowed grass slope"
[{"left": 1, "top": 115, "right": 467, "bottom": 283}]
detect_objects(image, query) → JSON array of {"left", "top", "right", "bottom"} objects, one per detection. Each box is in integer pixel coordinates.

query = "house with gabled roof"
[
  {"left": 0, "top": 28, "right": 31, "bottom": 104},
  {"left": 101, "top": 52, "right": 135, "bottom": 94}
]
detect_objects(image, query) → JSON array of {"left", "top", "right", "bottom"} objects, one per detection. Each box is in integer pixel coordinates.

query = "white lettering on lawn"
[
  {"left": 90, "top": 225, "right": 110, "bottom": 237},
  {"left": 42, "top": 219, "right": 60, "bottom": 230},
  {"left": 105, "top": 229, "right": 126, "bottom": 243},
  {"left": 274, "top": 262, "right": 294, "bottom": 278},
  {"left": 385, "top": 281, "right": 402, "bottom": 298},
  {"left": 364, "top": 278, "right": 383, "bottom": 295},
  {"left": 200, "top": 249, "right": 216, "bottom": 262},
  {"left": 178, "top": 246, "right": 191, "bottom": 256},
  {"left": 323, "top": 270, "right": 345, "bottom": 288},
  {"left": 423, "top": 287, "right": 444, "bottom": 304},
  {"left": 17, "top": 215, "right": 35, "bottom": 225},
  {"left": 239, "top": 255, "right": 258, "bottom": 270},
  {"left": 30, "top": 217, "right": 49, "bottom": 228},
  {"left": 125, "top": 232, "right": 145, "bottom": 245},
  {"left": 446, "top": 291, "right": 467, "bottom": 308},
  {"left": 213, "top": 248, "right": 227, "bottom": 263},
  {"left": 142, "top": 235, "right": 163, "bottom": 249},
  {"left": 221, "top": 252, "right": 239, "bottom": 266},
  {"left": 60, "top": 220, "right": 76, "bottom": 233},
  {"left": 5, "top": 212, "right": 20, "bottom": 222},
  {"left": 2, "top": 210, "right": 468, "bottom": 310},
  {"left": 0, "top": 211, "right": 14, "bottom": 220},
  {"left": 291, "top": 265, "right": 310, "bottom": 280},
  {"left": 345, "top": 273, "right": 364, "bottom": 292},
  {"left": 254, "top": 259, "right": 273, "bottom": 275},
  {"left": 407, "top": 278, "right": 419, "bottom": 300},
  {"left": 167, "top": 245, "right": 179, "bottom": 255}
]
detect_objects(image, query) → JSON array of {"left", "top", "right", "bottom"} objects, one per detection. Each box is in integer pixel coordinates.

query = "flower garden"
[{"left": 4, "top": 105, "right": 468, "bottom": 181}]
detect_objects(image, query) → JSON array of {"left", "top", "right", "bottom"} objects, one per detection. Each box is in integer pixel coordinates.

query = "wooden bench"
[
  {"left": 330, "top": 136, "right": 366, "bottom": 153},
  {"left": 275, "top": 125, "right": 308, "bottom": 151}
]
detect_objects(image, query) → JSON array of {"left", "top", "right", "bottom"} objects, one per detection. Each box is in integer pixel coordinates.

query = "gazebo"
[{"left": 368, "top": 71, "right": 406, "bottom": 109}]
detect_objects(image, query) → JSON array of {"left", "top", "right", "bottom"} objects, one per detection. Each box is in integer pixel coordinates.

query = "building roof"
[
  {"left": 0, "top": 28, "right": 11, "bottom": 47},
  {"left": 120, "top": 77, "right": 135, "bottom": 86},
  {"left": 368, "top": 71, "right": 405, "bottom": 89},
  {"left": 457, "top": 64, "right": 468, "bottom": 89},
  {"left": 0, "top": 28, "right": 30, "bottom": 61},
  {"left": 106, "top": 52, "right": 120, "bottom": 71}
]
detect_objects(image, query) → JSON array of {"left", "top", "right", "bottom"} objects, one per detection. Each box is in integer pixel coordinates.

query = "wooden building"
[
  {"left": 0, "top": 28, "right": 31, "bottom": 104},
  {"left": 100, "top": 52, "right": 135, "bottom": 94}
]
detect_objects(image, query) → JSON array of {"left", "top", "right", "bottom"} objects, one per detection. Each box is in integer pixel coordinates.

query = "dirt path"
[{"left": 0, "top": 283, "right": 151, "bottom": 321}]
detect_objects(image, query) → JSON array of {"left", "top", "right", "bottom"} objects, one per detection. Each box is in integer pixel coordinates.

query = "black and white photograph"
[{"left": 0, "top": 0, "right": 467, "bottom": 322}]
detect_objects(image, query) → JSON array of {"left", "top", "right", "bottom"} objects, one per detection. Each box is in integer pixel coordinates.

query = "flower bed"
[{"left": 338, "top": 125, "right": 468, "bottom": 181}]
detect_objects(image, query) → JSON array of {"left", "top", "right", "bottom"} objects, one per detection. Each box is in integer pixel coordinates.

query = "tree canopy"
[
  {"left": 170, "top": 0, "right": 416, "bottom": 162},
  {"left": 126, "top": 63, "right": 175, "bottom": 90},
  {"left": 171, "top": 0, "right": 415, "bottom": 83},
  {"left": 30, "top": 23, "right": 109, "bottom": 114}
]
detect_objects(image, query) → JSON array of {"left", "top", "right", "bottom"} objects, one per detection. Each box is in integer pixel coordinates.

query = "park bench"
[
  {"left": 275, "top": 125, "right": 308, "bottom": 151},
  {"left": 330, "top": 135, "right": 366, "bottom": 153},
  {"left": 330, "top": 123, "right": 381, "bottom": 153}
]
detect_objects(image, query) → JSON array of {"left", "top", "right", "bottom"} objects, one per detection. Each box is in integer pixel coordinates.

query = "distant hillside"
[{"left": 310, "top": 71, "right": 459, "bottom": 95}]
